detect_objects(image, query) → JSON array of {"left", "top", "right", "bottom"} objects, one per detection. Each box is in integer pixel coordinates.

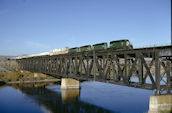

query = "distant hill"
[{"left": 0, "top": 56, "right": 17, "bottom": 59}]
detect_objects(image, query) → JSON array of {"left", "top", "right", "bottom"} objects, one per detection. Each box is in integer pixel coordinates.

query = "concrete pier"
[
  {"left": 61, "top": 78, "right": 80, "bottom": 89},
  {"left": 148, "top": 95, "right": 172, "bottom": 113}
]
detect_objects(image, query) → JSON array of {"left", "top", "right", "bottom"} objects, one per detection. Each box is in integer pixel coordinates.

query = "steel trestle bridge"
[{"left": 17, "top": 45, "right": 172, "bottom": 94}]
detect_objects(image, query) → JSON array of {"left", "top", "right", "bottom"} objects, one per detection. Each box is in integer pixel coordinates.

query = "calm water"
[{"left": 0, "top": 81, "right": 154, "bottom": 113}]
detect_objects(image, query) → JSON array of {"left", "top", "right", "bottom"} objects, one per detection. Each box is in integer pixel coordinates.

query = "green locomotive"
[
  {"left": 92, "top": 42, "right": 108, "bottom": 51},
  {"left": 80, "top": 45, "right": 92, "bottom": 52},
  {"left": 69, "top": 47, "right": 80, "bottom": 53},
  {"left": 110, "top": 40, "right": 133, "bottom": 49},
  {"left": 69, "top": 39, "right": 133, "bottom": 53}
]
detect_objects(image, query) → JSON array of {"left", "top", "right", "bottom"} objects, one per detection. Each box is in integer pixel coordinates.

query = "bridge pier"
[
  {"left": 61, "top": 78, "right": 80, "bottom": 89},
  {"left": 148, "top": 95, "right": 172, "bottom": 113}
]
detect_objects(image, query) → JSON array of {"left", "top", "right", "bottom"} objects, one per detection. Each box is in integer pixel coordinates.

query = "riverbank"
[
  {"left": 0, "top": 70, "right": 60, "bottom": 84},
  {"left": 0, "top": 56, "right": 59, "bottom": 85}
]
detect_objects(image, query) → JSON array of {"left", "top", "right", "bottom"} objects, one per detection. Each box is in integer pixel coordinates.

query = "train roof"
[
  {"left": 70, "top": 47, "right": 79, "bottom": 49},
  {"left": 80, "top": 45, "right": 91, "bottom": 48},
  {"left": 93, "top": 42, "right": 107, "bottom": 46},
  {"left": 110, "top": 39, "right": 129, "bottom": 43}
]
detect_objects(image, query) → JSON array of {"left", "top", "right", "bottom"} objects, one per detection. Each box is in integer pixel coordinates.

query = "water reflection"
[
  {"left": 61, "top": 89, "right": 80, "bottom": 103},
  {"left": 13, "top": 83, "right": 112, "bottom": 113},
  {"left": 1, "top": 82, "right": 171, "bottom": 113}
]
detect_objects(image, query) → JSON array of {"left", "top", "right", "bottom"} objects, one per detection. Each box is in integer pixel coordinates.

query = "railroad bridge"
[{"left": 17, "top": 45, "right": 172, "bottom": 94}]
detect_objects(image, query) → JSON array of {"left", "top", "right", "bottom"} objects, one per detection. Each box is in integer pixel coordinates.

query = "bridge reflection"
[{"left": 12, "top": 83, "right": 112, "bottom": 113}]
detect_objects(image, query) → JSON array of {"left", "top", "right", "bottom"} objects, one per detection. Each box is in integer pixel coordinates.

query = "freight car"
[{"left": 49, "top": 47, "right": 69, "bottom": 56}]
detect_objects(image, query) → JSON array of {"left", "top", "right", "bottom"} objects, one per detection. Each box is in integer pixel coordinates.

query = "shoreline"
[{"left": 6, "top": 78, "right": 60, "bottom": 84}]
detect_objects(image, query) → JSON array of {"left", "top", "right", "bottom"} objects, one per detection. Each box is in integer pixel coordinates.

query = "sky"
[{"left": 0, "top": 0, "right": 171, "bottom": 56}]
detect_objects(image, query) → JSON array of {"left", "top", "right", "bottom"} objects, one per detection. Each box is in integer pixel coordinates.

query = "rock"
[{"left": 34, "top": 73, "right": 38, "bottom": 78}]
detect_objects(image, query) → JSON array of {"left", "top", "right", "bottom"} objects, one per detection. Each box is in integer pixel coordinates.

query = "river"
[{"left": 0, "top": 81, "right": 154, "bottom": 113}]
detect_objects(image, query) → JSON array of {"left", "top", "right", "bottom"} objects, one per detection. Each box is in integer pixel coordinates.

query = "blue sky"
[{"left": 0, "top": 0, "right": 170, "bottom": 56}]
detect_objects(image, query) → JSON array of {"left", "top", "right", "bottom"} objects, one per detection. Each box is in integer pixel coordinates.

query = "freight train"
[
  {"left": 14, "top": 39, "right": 133, "bottom": 59},
  {"left": 69, "top": 39, "right": 133, "bottom": 53}
]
